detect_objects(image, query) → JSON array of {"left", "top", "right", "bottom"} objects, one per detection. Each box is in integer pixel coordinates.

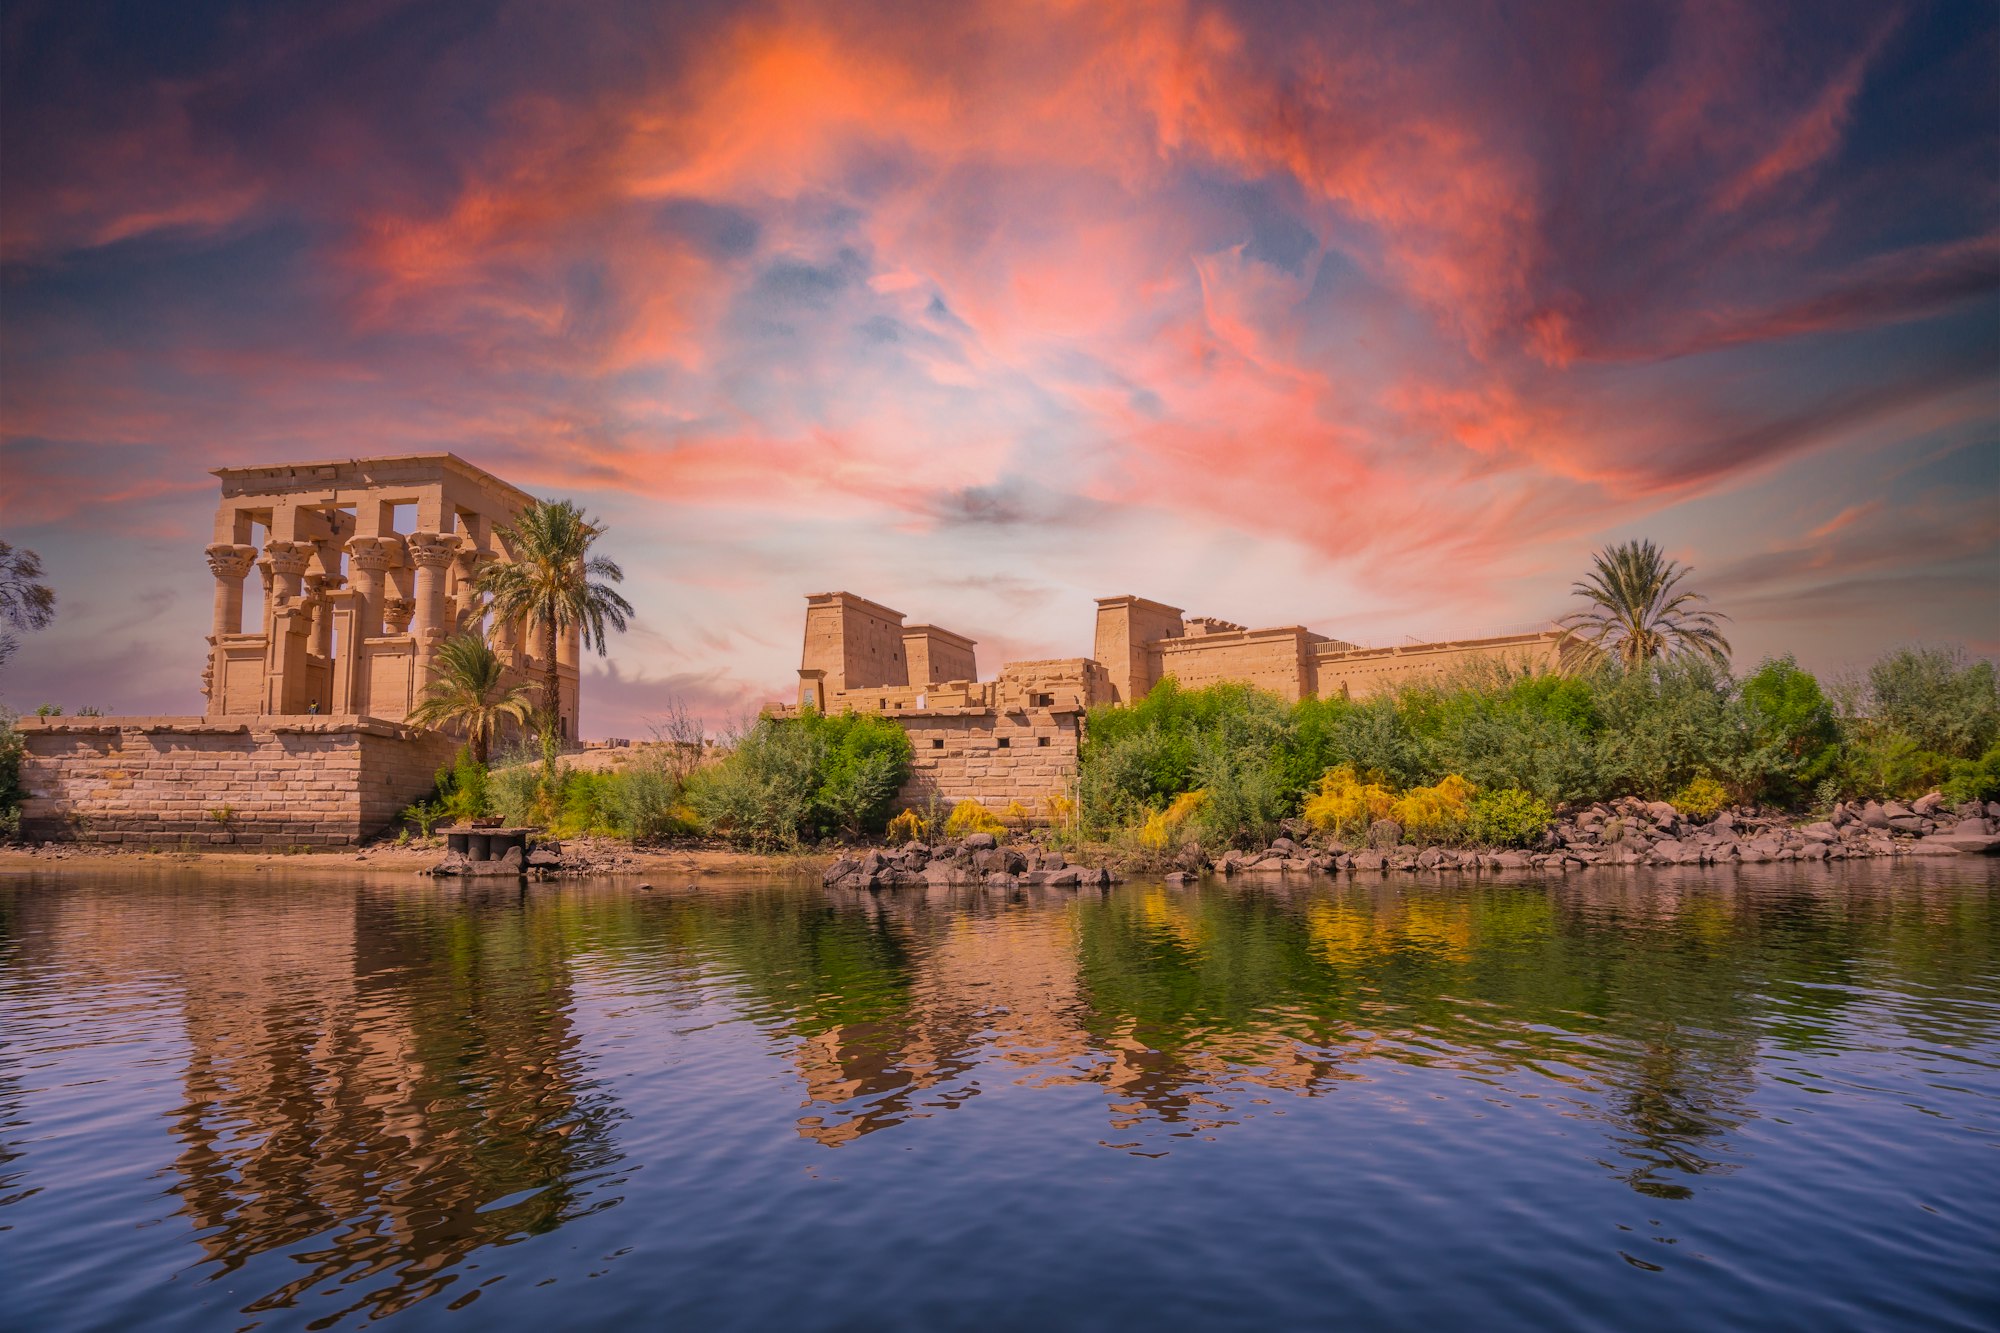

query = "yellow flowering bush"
[
  {"left": 943, "top": 799, "right": 1007, "bottom": 839},
  {"left": 1670, "top": 775, "right": 1730, "bottom": 820},
  {"left": 1139, "top": 789, "right": 1209, "bottom": 850},
  {"left": 1390, "top": 774, "right": 1476, "bottom": 843},
  {"left": 885, "top": 809, "right": 929, "bottom": 843},
  {"left": 1301, "top": 765, "right": 1396, "bottom": 840},
  {"left": 1044, "top": 791, "right": 1077, "bottom": 834}
]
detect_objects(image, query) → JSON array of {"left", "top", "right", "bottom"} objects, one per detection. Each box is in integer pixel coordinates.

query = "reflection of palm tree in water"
[
  {"left": 166, "top": 886, "right": 624, "bottom": 1324},
  {"left": 1598, "top": 1031, "right": 1756, "bottom": 1200}
]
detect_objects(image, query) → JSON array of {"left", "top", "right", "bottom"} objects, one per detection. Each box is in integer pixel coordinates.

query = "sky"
[{"left": 2, "top": 0, "right": 1996, "bottom": 738}]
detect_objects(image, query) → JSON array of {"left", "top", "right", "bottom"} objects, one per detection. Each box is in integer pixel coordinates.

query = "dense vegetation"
[
  {"left": 0, "top": 711, "right": 24, "bottom": 842},
  {"left": 409, "top": 707, "right": 916, "bottom": 849},
  {"left": 1079, "top": 647, "right": 2000, "bottom": 851}
]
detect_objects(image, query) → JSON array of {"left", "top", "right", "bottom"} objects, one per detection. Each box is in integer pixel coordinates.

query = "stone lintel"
[{"left": 211, "top": 452, "right": 535, "bottom": 509}]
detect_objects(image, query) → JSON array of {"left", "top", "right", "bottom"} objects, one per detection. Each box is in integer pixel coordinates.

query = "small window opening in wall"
[
  {"left": 1038, "top": 736, "right": 1051, "bottom": 747},
  {"left": 879, "top": 698, "right": 887, "bottom": 708},
  {"left": 931, "top": 738, "right": 944, "bottom": 749},
  {"left": 997, "top": 737, "right": 1011, "bottom": 748}
]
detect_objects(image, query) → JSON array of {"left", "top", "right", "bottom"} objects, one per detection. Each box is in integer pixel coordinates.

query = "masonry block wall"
[
  {"left": 891, "top": 708, "right": 1081, "bottom": 819},
  {"left": 18, "top": 718, "right": 460, "bottom": 848}
]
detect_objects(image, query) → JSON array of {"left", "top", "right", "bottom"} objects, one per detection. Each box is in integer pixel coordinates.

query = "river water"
[{"left": 1, "top": 861, "right": 1995, "bottom": 1332}]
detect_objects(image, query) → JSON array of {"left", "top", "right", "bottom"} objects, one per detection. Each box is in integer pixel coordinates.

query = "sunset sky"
[{"left": 3, "top": 0, "right": 1995, "bottom": 737}]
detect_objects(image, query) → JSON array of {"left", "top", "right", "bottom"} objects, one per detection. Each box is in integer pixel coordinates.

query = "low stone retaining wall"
[
  {"left": 17, "top": 716, "right": 460, "bottom": 849},
  {"left": 890, "top": 706, "right": 1081, "bottom": 821}
]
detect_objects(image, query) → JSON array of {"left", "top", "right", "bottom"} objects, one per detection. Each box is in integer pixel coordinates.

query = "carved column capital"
[
  {"left": 205, "top": 542, "right": 259, "bottom": 580},
  {"left": 406, "top": 530, "right": 460, "bottom": 569},
  {"left": 344, "top": 535, "right": 405, "bottom": 573},
  {"left": 265, "top": 540, "right": 316, "bottom": 578},
  {"left": 384, "top": 598, "right": 417, "bottom": 634}
]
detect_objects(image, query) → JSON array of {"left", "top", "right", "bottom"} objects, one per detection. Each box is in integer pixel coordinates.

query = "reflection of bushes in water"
[{"left": 1059, "top": 876, "right": 1996, "bottom": 1181}]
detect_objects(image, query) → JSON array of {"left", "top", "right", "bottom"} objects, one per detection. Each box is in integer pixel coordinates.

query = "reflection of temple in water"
[
  {"left": 779, "top": 887, "right": 1357, "bottom": 1148},
  {"left": 32, "top": 879, "right": 622, "bottom": 1324}
]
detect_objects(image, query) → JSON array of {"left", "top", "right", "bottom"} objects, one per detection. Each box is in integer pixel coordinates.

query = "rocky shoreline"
[
  {"left": 1214, "top": 793, "right": 2000, "bottom": 878},
  {"left": 823, "top": 793, "right": 2000, "bottom": 892},
  {"left": 9, "top": 795, "right": 1992, "bottom": 888},
  {"left": 822, "top": 832, "right": 1117, "bottom": 891}
]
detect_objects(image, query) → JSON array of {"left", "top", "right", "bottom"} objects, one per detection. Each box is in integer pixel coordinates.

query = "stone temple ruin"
[
  {"left": 779, "top": 590, "right": 1576, "bottom": 821},
  {"left": 16, "top": 451, "right": 1582, "bottom": 847},
  {"left": 19, "top": 455, "right": 577, "bottom": 847},
  {"left": 201, "top": 454, "right": 579, "bottom": 736}
]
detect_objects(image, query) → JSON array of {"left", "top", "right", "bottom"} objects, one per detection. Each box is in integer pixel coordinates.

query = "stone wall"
[
  {"left": 1156, "top": 626, "right": 1323, "bottom": 701},
  {"left": 1311, "top": 631, "right": 1573, "bottom": 699},
  {"left": 17, "top": 716, "right": 460, "bottom": 849},
  {"left": 891, "top": 707, "right": 1081, "bottom": 820}
]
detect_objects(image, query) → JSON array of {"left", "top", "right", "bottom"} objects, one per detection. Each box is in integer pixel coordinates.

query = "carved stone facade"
[{"left": 201, "top": 453, "right": 580, "bottom": 739}]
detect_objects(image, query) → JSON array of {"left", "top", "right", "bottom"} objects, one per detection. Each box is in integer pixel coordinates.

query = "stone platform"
[{"left": 16, "top": 715, "right": 459, "bottom": 849}]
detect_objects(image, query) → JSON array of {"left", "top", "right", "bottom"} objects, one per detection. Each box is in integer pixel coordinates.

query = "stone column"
[
  {"left": 344, "top": 536, "right": 403, "bottom": 640},
  {"left": 405, "top": 531, "right": 459, "bottom": 641},
  {"left": 265, "top": 540, "right": 315, "bottom": 605},
  {"left": 263, "top": 542, "right": 316, "bottom": 714},
  {"left": 384, "top": 598, "right": 416, "bottom": 634},
  {"left": 453, "top": 547, "right": 495, "bottom": 632},
  {"left": 304, "top": 574, "right": 343, "bottom": 657},
  {"left": 204, "top": 543, "right": 258, "bottom": 637}
]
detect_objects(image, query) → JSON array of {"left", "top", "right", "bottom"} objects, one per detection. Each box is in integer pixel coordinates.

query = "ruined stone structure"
[
  {"left": 203, "top": 454, "right": 578, "bottom": 737},
  {"left": 781, "top": 590, "right": 1577, "bottom": 821},
  {"left": 21, "top": 454, "right": 560, "bottom": 847},
  {"left": 1092, "top": 595, "right": 1575, "bottom": 704}
]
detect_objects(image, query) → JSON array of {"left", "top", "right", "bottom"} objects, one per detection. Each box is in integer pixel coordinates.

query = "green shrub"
[
  {"left": 687, "top": 709, "right": 913, "bottom": 846},
  {"left": 1411, "top": 671, "right": 1602, "bottom": 804},
  {"left": 1330, "top": 695, "right": 1424, "bottom": 790},
  {"left": 433, "top": 748, "right": 492, "bottom": 824},
  {"left": 1592, "top": 657, "right": 1759, "bottom": 800},
  {"left": 1867, "top": 647, "right": 1999, "bottom": 760},
  {"left": 1843, "top": 733, "right": 1952, "bottom": 801},
  {"left": 1943, "top": 744, "right": 2000, "bottom": 805},
  {"left": 489, "top": 747, "right": 546, "bottom": 826},
  {"left": 1739, "top": 656, "right": 1839, "bottom": 805},
  {"left": 0, "top": 712, "right": 22, "bottom": 842},
  {"left": 1466, "top": 788, "right": 1553, "bottom": 847},
  {"left": 401, "top": 800, "right": 445, "bottom": 836},
  {"left": 1188, "top": 728, "right": 1290, "bottom": 847},
  {"left": 611, "top": 764, "right": 695, "bottom": 840}
]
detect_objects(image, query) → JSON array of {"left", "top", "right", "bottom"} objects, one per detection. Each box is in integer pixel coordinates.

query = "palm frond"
[{"left": 1560, "top": 539, "right": 1730, "bottom": 667}]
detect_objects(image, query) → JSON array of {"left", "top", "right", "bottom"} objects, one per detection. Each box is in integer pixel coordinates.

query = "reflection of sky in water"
[{"left": 3, "top": 861, "right": 1997, "bottom": 1331}]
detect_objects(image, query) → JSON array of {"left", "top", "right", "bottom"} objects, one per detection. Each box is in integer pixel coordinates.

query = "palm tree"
[
  {"left": 474, "top": 499, "right": 634, "bottom": 733},
  {"left": 1560, "top": 539, "right": 1731, "bottom": 667},
  {"left": 406, "top": 633, "right": 537, "bottom": 765}
]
